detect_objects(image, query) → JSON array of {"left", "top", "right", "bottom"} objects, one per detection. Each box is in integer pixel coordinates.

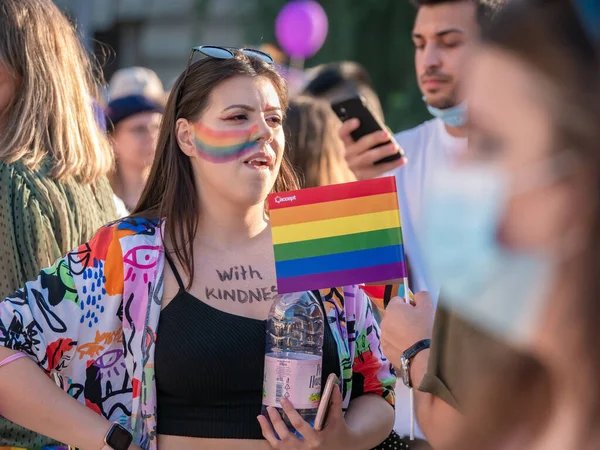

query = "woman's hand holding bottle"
[{"left": 258, "top": 385, "right": 359, "bottom": 450}]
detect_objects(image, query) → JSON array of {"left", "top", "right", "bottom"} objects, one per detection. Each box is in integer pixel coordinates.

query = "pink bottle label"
[{"left": 262, "top": 354, "right": 322, "bottom": 409}]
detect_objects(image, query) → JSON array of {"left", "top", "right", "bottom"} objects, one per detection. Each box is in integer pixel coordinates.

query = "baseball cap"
[
  {"left": 108, "top": 67, "right": 165, "bottom": 103},
  {"left": 105, "top": 94, "right": 164, "bottom": 130}
]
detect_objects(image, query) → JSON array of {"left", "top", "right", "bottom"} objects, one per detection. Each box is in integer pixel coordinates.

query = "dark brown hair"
[
  {"left": 410, "top": 0, "right": 505, "bottom": 28},
  {"left": 133, "top": 52, "right": 299, "bottom": 287},
  {"left": 450, "top": 0, "right": 600, "bottom": 448},
  {"left": 284, "top": 96, "right": 356, "bottom": 188},
  {"left": 302, "top": 61, "right": 385, "bottom": 122}
]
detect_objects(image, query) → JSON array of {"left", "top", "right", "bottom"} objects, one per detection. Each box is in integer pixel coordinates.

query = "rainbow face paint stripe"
[
  {"left": 268, "top": 177, "right": 407, "bottom": 294},
  {"left": 193, "top": 123, "right": 260, "bottom": 163}
]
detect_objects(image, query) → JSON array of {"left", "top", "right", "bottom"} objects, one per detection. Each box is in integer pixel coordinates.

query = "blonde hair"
[
  {"left": 284, "top": 96, "right": 356, "bottom": 188},
  {"left": 0, "top": 0, "right": 113, "bottom": 183}
]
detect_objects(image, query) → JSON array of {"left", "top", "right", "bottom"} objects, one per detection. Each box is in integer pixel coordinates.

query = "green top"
[
  {"left": 419, "top": 303, "right": 513, "bottom": 412},
  {"left": 0, "top": 160, "right": 117, "bottom": 299},
  {"left": 0, "top": 160, "right": 117, "bottom": 449}
]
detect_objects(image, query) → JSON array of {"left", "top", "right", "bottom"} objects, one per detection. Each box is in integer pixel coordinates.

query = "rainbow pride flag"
[{"left": 268, "top": 177, "right": 407, "bottom": 294}]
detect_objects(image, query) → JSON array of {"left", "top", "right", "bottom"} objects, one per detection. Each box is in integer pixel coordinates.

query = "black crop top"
[{"left": 155, "top": 255, "right": 341, "bottom": 439}]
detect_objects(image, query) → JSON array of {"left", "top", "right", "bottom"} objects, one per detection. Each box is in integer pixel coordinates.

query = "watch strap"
[
  {"left": 400, "top": 339, "right": 431, "bottom": 388},
  {"left": 402, "top": 339, "right": 431, "bottom": 361}
]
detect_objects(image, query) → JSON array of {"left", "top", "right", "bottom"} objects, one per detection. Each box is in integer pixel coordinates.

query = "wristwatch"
[
  {"left": 103, "top": 423, "right": 133, "bottom": 450},
  {"left": 399, "top": 339, "right": 431, "bottom": 388}
]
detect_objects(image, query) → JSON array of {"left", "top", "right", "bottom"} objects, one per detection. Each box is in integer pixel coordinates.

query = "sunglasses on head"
[{"left": 176, "top": 45, "right": 275, "bottom": 107}]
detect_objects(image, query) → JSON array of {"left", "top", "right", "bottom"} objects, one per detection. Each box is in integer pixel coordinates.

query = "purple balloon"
[{"left": 275, "top": 0, "right": 329, "bottom": 59}]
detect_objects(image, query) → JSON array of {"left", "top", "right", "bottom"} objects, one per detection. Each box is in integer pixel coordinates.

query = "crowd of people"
[{"left": 0, "top": 0, "right": 599, "bottom": 449}]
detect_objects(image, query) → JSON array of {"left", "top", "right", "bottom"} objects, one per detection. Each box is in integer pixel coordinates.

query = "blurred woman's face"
[
  {"left": 176, "top": 75, "right": 285, "bottom": 209},
  {"left": 465, "top": 47, "right": 579, "bottom": 254},
  {"left": 112, "top": 112, "right": 162, "bottom": 170}
]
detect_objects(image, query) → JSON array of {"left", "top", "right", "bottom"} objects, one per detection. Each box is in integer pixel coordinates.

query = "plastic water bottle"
[{"left": 262, "top": 291, "right": 324, "bottom": 432}]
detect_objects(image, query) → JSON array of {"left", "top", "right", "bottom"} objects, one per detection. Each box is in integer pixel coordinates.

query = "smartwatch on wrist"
[
  {"left": 400, "top": 339, "right": 431, "bottom": 388},
  {"left": 103, "top": 423, "right": 133, "bottom": 450}
]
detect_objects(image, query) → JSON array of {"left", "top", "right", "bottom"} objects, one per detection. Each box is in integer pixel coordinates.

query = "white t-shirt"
[
  {"left": 113, "top": 194, "right": 130, "bottom": 219},
  {"left": 389, "top": 118, "right": 466, "bottom": 439}
]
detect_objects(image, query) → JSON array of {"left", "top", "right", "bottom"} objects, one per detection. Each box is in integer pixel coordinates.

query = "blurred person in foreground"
[
  {"left": 0, "top": 47, "right": 396, "bottom": 450},
  {"left": 418, "top": 0, "right": 600, "bottom": 448},
  {"left": 0, "top": 0, "right": 117, "bottom": 447},
  {"left": 106, "top": 95, "right": 164, "bottom": 213},
  {"left": 284, "top": 96, "right": 356, "bottom": 188}
]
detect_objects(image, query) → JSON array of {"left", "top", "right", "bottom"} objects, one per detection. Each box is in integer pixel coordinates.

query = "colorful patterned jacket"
[{"left": 0, "top": 218, "right": 397, "bottom": 450}]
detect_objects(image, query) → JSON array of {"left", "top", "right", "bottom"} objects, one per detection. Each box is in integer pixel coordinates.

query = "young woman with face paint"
[{"left": 0, "top": 49, "right": 396, "bottom": 450}]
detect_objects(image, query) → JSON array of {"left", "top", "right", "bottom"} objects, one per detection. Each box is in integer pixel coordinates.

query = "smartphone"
[
  {"left": 314, "top": 373, "right": 340, "bottom": 431},
  {"left": 331, "top": 95, "right": 404, "bottom": 165}
]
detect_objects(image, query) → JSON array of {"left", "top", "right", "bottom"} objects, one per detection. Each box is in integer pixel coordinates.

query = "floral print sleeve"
[
  {"left": 351, "top": 286, "right": 396, "bottom": 407},
  {"left": 0, "top": 255, "right": 84, "bottom": 373}
]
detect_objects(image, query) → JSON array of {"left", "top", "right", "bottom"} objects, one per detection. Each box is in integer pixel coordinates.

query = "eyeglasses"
[{"left": 176, "top": 46, "right": 275, "bottom": 107}]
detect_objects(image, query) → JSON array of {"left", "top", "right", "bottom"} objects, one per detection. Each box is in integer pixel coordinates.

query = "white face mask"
[
  {"left": 426, "top": 102, "right": 468, "bottom": 128},
  {"left": 423, "top": 96, "right": 468, "bottom": 128},
  {"left": 419, "top": 163, "right": 557, "bottom": 346}
]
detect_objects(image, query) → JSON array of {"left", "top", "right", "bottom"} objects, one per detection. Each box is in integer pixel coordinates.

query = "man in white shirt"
[{"left": 339, "top": 0, "right": 502, "bottom": 445}]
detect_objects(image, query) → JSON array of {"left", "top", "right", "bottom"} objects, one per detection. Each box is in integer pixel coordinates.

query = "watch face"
[{"left": 106, "top": 424, "right": 133, "bottom": 450}]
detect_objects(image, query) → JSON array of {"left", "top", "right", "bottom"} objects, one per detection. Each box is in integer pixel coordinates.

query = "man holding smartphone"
[{"left": 339, "top": 0, "right": 503, "bottom": 447}]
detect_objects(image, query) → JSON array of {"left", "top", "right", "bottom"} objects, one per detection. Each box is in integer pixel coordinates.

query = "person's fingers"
[
  {"left": 280, "top": 397, "right": 316, "bottom": 439},
  {"left": 347, "top": 151, "right": 406, "bottom": 180},
  {"left": 363, "top": 143, "right": 404, "bottom": 165},
  {"left": 340, "top": 122, "right": 407, "bottom": 180},
  {"left": 380, "top": 308, "right": 394, "bottom": 331},
  {"left": 257, "top": 415, "right": 281, "bottom": 448},
  {"left": 267, "top": 407, "right": 294, "bottom": 442},
  {"left": 329, "top": 384, "right": 343, "bottom": 413},
  {"left": 381, "top": 297, "right": 413, "bottom": 341},
  {"left": 353, "top": 130, "right": 395, "bottom": 155},
  {"left": 339, "top": 118, "right": 361, "bottom": 147},
  {"left": 414, "top": 291, "right": 435, "bottom": 313},
  {"left": 385, "top": 295, "right": 413, "bottom": 312},
  {"left": 407, "top": 289, "right": 416, "bottom": 306},
  {"left": 321, "top": 385, "right": 345, "bottom": 431},
  {"left": 343, "top": 128, "right": 392, "bottom": 163}
]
